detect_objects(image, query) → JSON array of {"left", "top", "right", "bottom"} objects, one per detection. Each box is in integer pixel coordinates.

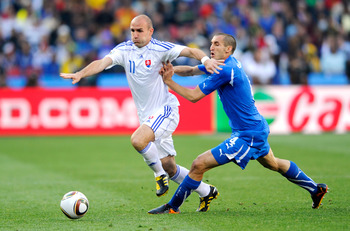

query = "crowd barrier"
[{"left": 1, "top": 86, "right": 349, "bottom": 136}]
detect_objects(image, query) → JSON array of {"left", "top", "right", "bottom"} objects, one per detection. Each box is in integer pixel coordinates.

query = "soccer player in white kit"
[{"left": 60, "top": 15, "right": 223, "bottom": 211}]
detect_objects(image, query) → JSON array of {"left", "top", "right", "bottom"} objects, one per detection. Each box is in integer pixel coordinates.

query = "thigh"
[{"left": 143, "top": 105, "right": 179, "bottom": 140}]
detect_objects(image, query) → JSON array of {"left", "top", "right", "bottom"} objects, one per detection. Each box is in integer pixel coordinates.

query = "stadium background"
[
  {"left": 1, "top": 1, "right": 349, "bottom": 230},
  {"left": 0, "top": 0, "right": 350, "bottom": 135}
]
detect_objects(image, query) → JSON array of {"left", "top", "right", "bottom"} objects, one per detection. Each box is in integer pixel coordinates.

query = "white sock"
[
  {"left": 139, "top": 142, "right": 166, "bottom": 177},
  {"left": 170, "top": 165, "right": 210, "bottom": 197}
]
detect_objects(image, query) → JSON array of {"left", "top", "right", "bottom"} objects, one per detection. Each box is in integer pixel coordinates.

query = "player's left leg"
[
  {"left": 167, "top": 150, "right": 219, "bottom": 211},
  {"left": 258, "top": 148, "right": 328, "bottom": 208}
]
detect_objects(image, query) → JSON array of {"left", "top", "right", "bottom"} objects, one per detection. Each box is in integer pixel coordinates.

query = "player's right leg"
[
  {"left": 258, "top": 149, "right": 328, "bottom": 208},
  {"left": 311, "top": 183, "right": 328, "bottom": 209},
  {"left": 131, "top": 124, "right": 168, "bottom": 197}
]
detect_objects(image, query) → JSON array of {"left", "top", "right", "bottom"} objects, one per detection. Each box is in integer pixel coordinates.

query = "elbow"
[
  {"left": 187, "top": 90, "right": 204, "bottom": 103},
  {"left": 188, "top": 96, "right": 200, "bottom": 103}
]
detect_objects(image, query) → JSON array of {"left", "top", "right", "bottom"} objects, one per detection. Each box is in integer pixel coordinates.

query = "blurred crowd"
[{"left": 0, "top": 0, "right": 349, "bottom": 87}]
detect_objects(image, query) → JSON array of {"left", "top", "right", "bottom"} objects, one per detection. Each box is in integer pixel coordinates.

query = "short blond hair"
[{"left": 214, "top": 33, "right": 236, "bottom": 54}]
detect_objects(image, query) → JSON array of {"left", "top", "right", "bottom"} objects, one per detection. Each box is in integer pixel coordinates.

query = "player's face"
[
  {"left": 210, "top": 35, "right": 229, "bottom": 60},
  {"left": 130, "top": 19, "right": 153, "bottom": 48}
]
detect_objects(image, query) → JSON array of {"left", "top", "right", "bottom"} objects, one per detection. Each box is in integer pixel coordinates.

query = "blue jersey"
[{"left": 198, "top": 56, "right": 264, "bottom": 131}]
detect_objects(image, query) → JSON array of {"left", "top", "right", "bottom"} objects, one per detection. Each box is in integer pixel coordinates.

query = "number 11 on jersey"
[{"left": 129, "top": 60, "right": 135, "bottom": 73}]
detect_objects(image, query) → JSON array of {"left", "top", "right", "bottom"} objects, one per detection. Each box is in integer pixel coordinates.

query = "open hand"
[
  {"left": 60, "top": 73, "right": 82, "bottom": 84},
  {"left": 204, "top": 58, "right": 225, "bottom": 74},
  {"left": 160, "top": 61, "right": 174, "bottom": 84}
]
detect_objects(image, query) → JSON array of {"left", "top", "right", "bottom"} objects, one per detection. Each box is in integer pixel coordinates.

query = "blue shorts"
[{"left": 211, "top": 120, "right": 270, "bottom": 170}]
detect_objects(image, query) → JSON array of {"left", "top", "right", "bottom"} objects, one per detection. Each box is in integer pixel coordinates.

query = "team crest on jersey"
[{"left": 145, "top": 60, "right": 151, "bottom": 68}]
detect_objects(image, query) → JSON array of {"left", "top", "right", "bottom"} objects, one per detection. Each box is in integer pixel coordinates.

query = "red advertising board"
[{"left": 0, "top": 88, "right": 214, "bottom": 136}]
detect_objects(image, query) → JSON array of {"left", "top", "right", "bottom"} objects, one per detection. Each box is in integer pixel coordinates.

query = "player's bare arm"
[
  {"left": 173, "top": 65, "right": 204, "bottom": 76},
  {"left": 60, "top": 56, "right": 113, "bottom": 84},
  {"left": 179, "top": 47, "right": 224, "bottom": 74},
  {"left": 161, "top": 61, "right": 206, "bottom": 103},
  {"left": 159, "top": 65, "right": 203, "bottom": 77}
]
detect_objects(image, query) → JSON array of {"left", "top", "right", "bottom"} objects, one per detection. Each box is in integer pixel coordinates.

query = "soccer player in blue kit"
[{"left": 148, "top": 33, "right": 328, "bottom": 214}]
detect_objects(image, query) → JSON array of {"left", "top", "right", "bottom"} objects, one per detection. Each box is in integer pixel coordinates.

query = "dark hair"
[{"left": 214, "top": 33, "right": 236, "bottom": 54}]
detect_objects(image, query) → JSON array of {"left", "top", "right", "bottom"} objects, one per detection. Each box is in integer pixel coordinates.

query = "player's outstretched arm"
[
  {"left": 60, "top": 56, "right": 113, "bottom": 84},
  {"left": 161, "top": 61, "right": 206, "bottom": 103},
  {"left": 179, "top": 47, "right": 224, "bottom": 74},
  {"left": 172, "top": 66, "right": 203, "bottom": 77}
]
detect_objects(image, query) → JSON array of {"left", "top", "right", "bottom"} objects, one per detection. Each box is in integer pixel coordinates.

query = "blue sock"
[
  {"left": 283, "top": 161, "right": 318, "bottom": 194},
  {"left": 168, "top": 175, "right": 201, "bottom": 211}
]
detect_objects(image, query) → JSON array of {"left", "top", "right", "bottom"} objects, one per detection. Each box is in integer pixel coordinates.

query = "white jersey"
[{"left": 105, "top": 38, "right": 186, "bottom": 123}]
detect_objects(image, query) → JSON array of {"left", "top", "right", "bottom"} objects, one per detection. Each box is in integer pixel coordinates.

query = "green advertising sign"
[
  {"left": 216, "top": 93, "right": 231, "bottom": 132},
  {"left": 216, "top": 88, "right": 277, "bottom": 132}
]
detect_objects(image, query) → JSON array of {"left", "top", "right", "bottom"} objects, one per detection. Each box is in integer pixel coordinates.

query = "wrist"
[
  {"left": 201, "top": 56, "right": 210, "bottom": 65},
  {"left": 164, "top": 78, "right": 174, "bottom": 85},
  {"left": 76, "top": 71, "right": 84, "bottom": 79},
  {"left": 164, "top": 78, "right": 171, "bottom": 84}
]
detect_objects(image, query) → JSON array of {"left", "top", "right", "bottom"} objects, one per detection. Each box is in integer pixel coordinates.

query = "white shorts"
[{"left": 143, "top": 105, "right": 179, "bottom": 159}]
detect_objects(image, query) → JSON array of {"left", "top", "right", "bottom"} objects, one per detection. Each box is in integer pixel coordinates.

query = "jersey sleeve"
[
  {"left": 198, "top": 67, "right": 229, "bottom": 95},
  {"left": 104, "top": 43, "right": 127, "bottom": 69},
  {"left": 198, "top": 64, "right": 211, "bottom": 75},
  {"left": 161, "top": 43, "right": 186, "bottom": 62}
]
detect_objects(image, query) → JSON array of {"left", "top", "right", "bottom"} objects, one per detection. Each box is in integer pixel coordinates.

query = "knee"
[
  {"left": 130, "top": 133, "right": 146, "bottom": 151},
  {"left": 190, "top": 158, "right": 206, "bottom": 174}
]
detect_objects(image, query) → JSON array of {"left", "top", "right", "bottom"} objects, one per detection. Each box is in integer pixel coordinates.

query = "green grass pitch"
[{"left": 0, "top": 134, "right": 349, "bottom": 230}]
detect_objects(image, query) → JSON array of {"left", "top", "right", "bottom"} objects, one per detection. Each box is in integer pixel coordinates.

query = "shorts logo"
[
  {"left": 145, "top": 60, "right": 151, "bottom": 68},
  {"left": 146, "top": 115, "right": 154, "bottom": 123}
]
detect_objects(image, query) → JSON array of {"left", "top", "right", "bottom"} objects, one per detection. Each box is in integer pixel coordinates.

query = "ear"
[{"left": 226, "top": 46, "right": 232, "bottom": 54}]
